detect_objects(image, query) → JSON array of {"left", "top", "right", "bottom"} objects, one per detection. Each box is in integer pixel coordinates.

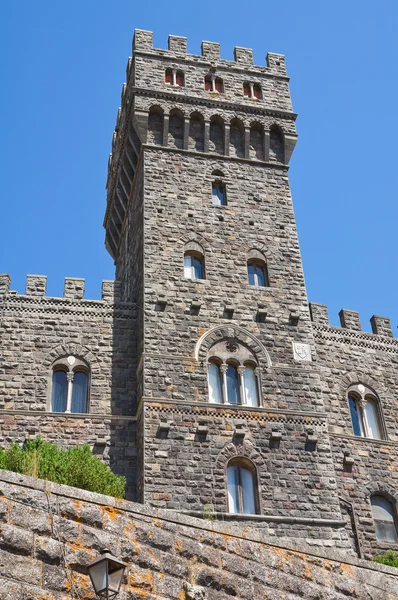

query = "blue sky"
[{"left": 1, "top": 1, "right": 397, "bottom": 333}]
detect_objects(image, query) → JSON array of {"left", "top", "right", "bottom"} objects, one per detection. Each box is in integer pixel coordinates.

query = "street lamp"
[{"left": 87, "top": 548, "right": 126, "bottom": 599}]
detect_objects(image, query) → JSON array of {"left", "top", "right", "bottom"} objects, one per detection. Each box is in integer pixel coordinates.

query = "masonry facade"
[{"left": 0, "top": 30, "right": 397, "bottom": 563}]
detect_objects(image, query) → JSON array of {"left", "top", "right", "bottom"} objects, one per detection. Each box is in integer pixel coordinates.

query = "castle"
[{"left": 1, "top": 29, "right": 397, "bottom": 568}]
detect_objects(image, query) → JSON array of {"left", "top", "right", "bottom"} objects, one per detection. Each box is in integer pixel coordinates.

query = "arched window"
[
  {"left": 226, "top": 364, "right": 240, "bottom": 404},
  {"left": 71, "top": 371, "right": 89, "bottom": 413},
  {"left": 269, "top": 125, "right": 284, "bottom": 163},
  {"left": 209, "top": 116, "right": 224, "bottom": 155},
  {"left": 347, "top": 384, "right": 384, "bottom": 440},
  {"left": 212, "top": 181, "right": 226, "bottom": 206},
  {"left": 229, "top": 118, "right": 244, "bottom": 158},
  {"left": 148, "top": 106, "right": 163, "bottom": 146},
  {"left": 168, "top": 109, "right": 184, "bottom": 149},
  {"left": 371, "top": 495, "right": 398, "bottom": 543},
  {"left": 207, "top": 340, "right": 261, "bottom": 406},
  {"left": 227, "top": 459, "right": 258, "bottom": 515},
  {"left": 249, "top": 123, "right": 265, "bottom": 161},
  {"left": 208, "top": 361, "right": 223, "bottom": 404},
  {"left": 247, "top": 258, "right": 269, "bottom": 287},
  {"left": 184, "top": 246, "right": 205, "bottom": 280},
  {"left": 51, "top": 357, "right": 89, "bottom": 413},
  {"left": 243, "top": 82, "right": 262, "bottom": 100},
  {"left": 165, "top": 68, "right": 184, "bottom": 87},
  {"left": 243, "top": 364, "right": 259, "bottom": 407},
  {"left": 189, "top": 112, "right": 204, "bottom": 152},
  {"left": 204, "top": 75, "right": 223, "bottom": 93},
  {"left": 51, "top": 369, "right": 67, "bottom": 412}
]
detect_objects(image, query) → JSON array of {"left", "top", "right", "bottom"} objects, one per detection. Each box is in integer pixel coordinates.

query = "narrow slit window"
[
  {"left": 175, "top": 71, "right": 184, "bottom": 86},
  {"left": 165, "top": 68, "right": 173, "bottom": 84},
  {"left": 71, "top": 371, "right": 89, "bottom": 414},
  {"left": 243, "top": 82, "right": 251, "bottom": 97},
  {"left": 215, "top": 77, "right": 223, "bottom": 93},
  {"left": 226, "top": 365, "right": 240, "bottom": 404},
  {"left": 253, "top": 84, "right": 262, "bottom": 99},
  {"left": 247, "top": 261, "right": 268, "bottom": 287},
  {"left": 205, "top": 75, "right": 212, "bottom": 91},
  {"left": 184, "top": 252, "right": 204, "bottom": 280},
  {"left": 212, "top": 183, "right": 226, "bottom": 206},
  {"left": 244, "top": 365, "right": 259, "bottom": 407},
  {"left": 208, "top": 362, "right": 223, "bottom": 404},
  {"left": 51, "top": 370, "right": 68, "bottom": 412},
  {"left": 348, "top": 395, "right": 364, "bottom": 437}
]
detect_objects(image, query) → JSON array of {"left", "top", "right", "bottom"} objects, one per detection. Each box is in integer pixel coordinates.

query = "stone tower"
[{"left": 103, "top": 30, "right": 349, "bottom": 549}]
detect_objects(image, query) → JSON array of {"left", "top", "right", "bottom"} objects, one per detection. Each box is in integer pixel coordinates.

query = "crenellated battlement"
[
  {"left": 0, "top": 274, "right": 121, "bottom": 303},
  {"left": 309, "top": 302, "right": 394, "bottom": 338},
  {"left": 104, "top": 29, "right": 297, "bottom": 259},
  {"left": 132, "top": 29, "right": 287, "bottom": 76}
]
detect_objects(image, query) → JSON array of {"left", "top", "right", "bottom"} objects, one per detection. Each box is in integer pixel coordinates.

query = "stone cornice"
[
  {"left": 133, "top": 86, "right": 298, "bottom": 120},
  {"left": 329, "top": 432, "right": 398, "bottom": 447},
  {"left": 180, "top": 510, "right": 346, "bottom": 528},
  {"left": 0, "top": 295, "right": 135, "bottom": 319},
  {"left": 313, "top": 324, "right": 398, "bottom": 353},
  {"left": 139, "top": 397, "right": 328, "bottom": 425},
  {"left": 142, "top": 143, "right": 290, "bottom": 168},
  {"left": 0, "top": 409, "right": 137, "bottom": 421}
]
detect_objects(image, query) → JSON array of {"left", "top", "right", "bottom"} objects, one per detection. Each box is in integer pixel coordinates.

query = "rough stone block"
[
  {"left": 309, "top": 302, "right": 329, "bottom": 326},
  {"left": 168, "top": 35, "right": 187, "bottom": 55},
  {"left": 201, "top": 41, "right": 220, "bottom": 61},
  {"left": 370, "top": 315, "right": 393, "bottom": 337},
  {"left": 0, "top": 274, "right": 11, "bottom": 295},
  {"left": 234, "top": 46, "right": 253, "bottom": 65},
  {"left": 266, "top": 52, "right": 287, "bottom": 75},
  {"left": 339, "top": 309, "right": 361, "bottom": 331},
  {"left": 101, "top": 279, "right": 121, "bottom": 302},
  {"left": 64, "top": 277, "right": 85, "bottom": 300},
  {"left": 25, "top": 275, "right": 47, "bottom": 296},
  {"left": 133, "top": 29, "right": 153, "bottom": 51}
]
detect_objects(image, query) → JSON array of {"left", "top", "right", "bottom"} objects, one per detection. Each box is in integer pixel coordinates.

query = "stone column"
[
  {"left": 238, "top": 366, "right": 246, "bottom": 405},
  {"left": 65, "top": 372, "right": 74, "bottom": 413},
  {"left": 220, "top": 364, "right": 228, "bottom": 404}
]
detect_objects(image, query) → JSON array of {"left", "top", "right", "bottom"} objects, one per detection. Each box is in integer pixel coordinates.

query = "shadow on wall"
[{"left": 109, "top": 281, "right": 138, "bottom": 501}]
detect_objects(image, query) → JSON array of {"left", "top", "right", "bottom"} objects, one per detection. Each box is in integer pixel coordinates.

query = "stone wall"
[
  {"left": 310, "top": 304, "right": 398, "bottom": 558},
  {"left": 0, "top": 470, "right": 396, "bottom": 599},
  {"left": 140, "top": 400, "right": 351, "bottom": 550},
  {"left": 0, "top": 276, "right": 138, "bottom": 498}
]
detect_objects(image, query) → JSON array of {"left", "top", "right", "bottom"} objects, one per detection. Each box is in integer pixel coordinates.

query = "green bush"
[
  {"left": 0, "top": 437, "right": 126, "bottom": 498},
  {"left": 372, "top": 550, "right": 398, "bottom": 569}
]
